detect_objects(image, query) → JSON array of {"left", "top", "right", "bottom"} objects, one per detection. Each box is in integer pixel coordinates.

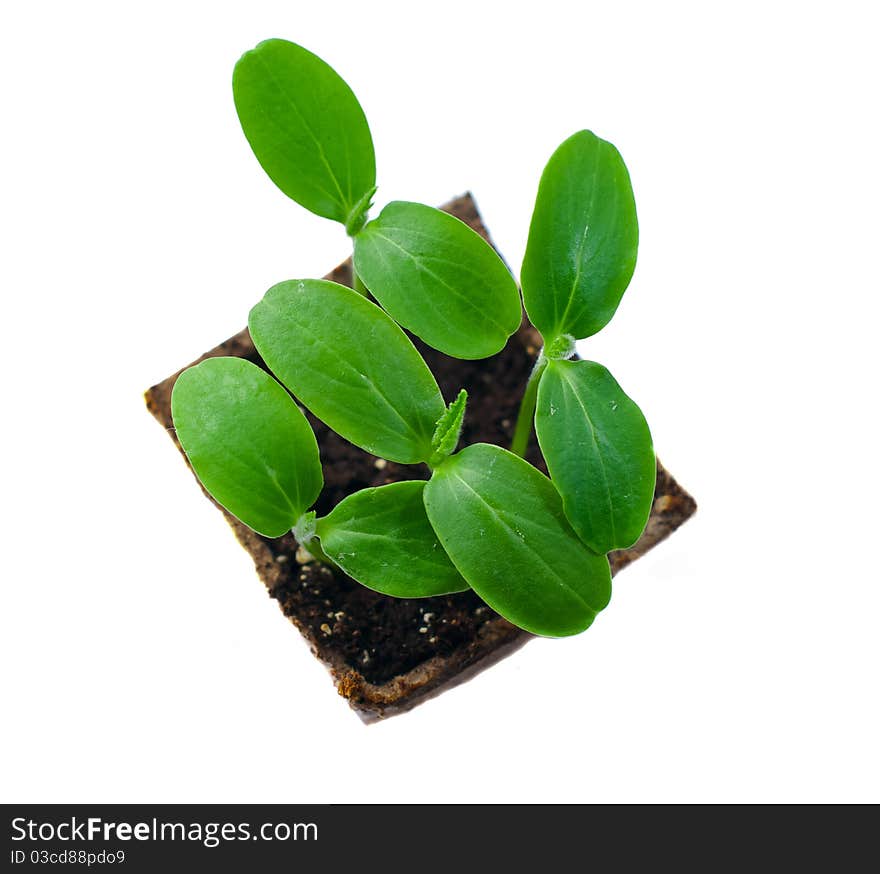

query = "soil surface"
[{"left": 145, "top": 193, "right": 697, "bottom": 720}]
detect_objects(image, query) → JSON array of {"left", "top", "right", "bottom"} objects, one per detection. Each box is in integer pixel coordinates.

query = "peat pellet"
[{"left": 145, "top": 194, "right": 697, "bottom": 721}]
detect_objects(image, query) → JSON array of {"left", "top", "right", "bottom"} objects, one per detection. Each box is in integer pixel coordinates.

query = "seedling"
[
  {"left": 232, "top": 39, "right": 521, "bottom": 358},
  {"left": 519, "top": 130, "right": 655, "bottom": 555},
  {"left": 172, "top": 39, "right": 655, "bottom": 638}
]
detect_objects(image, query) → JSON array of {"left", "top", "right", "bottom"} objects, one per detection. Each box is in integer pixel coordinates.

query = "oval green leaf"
[
  {"left": 316, "top": 481, "right": 468, "bottom": 598},
  {"left": 423, "top": 444, "right": 611, "bottom": 637},
  {"left": 232, "top": 39, "right": 376, "bottom": 226},
  {"left": 170, "top": 357, "right": 322, "bottom": 538},
  {"left": 353, "top": 201, "right": 522, "bottom": 359},
  {"left": 521, "top": 130, "right": 638, "bottom": 343},
  {"left": 248, "top": 279, "right": 445, "bottom": 464},
  {"left": 536, "top": 359, "right": 655, "bottom": 554}
]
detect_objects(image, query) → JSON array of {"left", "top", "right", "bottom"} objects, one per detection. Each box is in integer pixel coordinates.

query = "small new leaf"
[
  {"left": 536, "top": 359, "right": 655, "bottom": 553},
  {"left": 171, "top": 357, "right": 322, "bottom": 538},
  {"left": 249, "top": 279, "right": 445, "bottom": 464},
  {"left": 344, "top": 185, "right": 377, "bottom": 237},
  {"left": 424, "top": 444, "right": 612, "bottom": 637},
  {"left": 545, "top": 333, "right": 577, "bottom": 361},
  {"left": 521, "top": 130, "right": 638, "bottom": 343},
  {"left": 316, "top": 481, "right": 468, "bottom": 598},
  {"left": 353, "top": 201, "right": 522, "bottom": 359},
  {"left": 233, "top": 39, "right": 376, "bottom": 224},
  {"left": 292, "top": 510, "right": 317, "bottom": 544},
  {"left": 430, "top": 389, "right": 467, "bottom": 466}
]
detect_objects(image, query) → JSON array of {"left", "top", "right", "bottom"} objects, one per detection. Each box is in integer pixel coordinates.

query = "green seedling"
[
  {"left": 518, "top": 130, "right": 656, "bottom": 555},
  {"left": 172, "top": 356, "right": 467, "bottom": 598},
  {"left": 233, "top": 38, "right": 521, "bottom": 359},
  {"left": 171, "top": 39, "right": 657, "bottom": 638}
]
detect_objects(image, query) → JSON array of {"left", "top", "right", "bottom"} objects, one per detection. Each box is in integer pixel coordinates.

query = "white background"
[{"left": 2, "top": 1, "right": 878, "bottom": 803}]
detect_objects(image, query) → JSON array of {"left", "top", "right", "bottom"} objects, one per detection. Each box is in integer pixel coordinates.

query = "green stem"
[
  {"left": 302, "top": 535, "right": 336, "bottom": 568},
  {"left": 352, "top": 267, "right": 368, "bottom": 297},
  {"left": 292, "top": 512, "right": 337, "bottom": 568},
  {"left": 510, "top": 352, "right": 548, "bottom": 458}
]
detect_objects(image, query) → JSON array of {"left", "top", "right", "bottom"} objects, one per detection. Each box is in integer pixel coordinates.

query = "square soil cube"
[{"left": 145, "top": 193, "right": 697, "bottom": 721}]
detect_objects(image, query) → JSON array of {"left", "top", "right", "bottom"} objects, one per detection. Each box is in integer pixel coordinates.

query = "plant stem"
[
  {"left": 352, "top": 267, "right": 368, "bottom": 297},
  {"left": 510, "top": 352, "right": 548, "bottom": 458},
  {"left": 302, "top": 535, "right": 336, "bottom": 568}
]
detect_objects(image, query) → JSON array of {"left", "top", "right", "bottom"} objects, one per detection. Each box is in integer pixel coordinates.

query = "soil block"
[{"left": 145, "top": 193, "right": 697, "bottom": 722}]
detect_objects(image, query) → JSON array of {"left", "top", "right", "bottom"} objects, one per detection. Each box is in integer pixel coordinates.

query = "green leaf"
[
  {"left": 423, "top": 444, "right": 611, "bottom": 637},
  {"left": 232, "top": 39, "right": 376, "bottom": 226},
  {"left": 521, "top": 130, "right": 638, "bottom": 343},
  {"left": 536, "top": 359, "right": 655, "bottom": 553},
  {"left": 353, "top": 201, "right": 522, "bottom": 359},
  {"left": 170, "top": 357, "right": 322, "bottom": 538},
  {"left": 248, "top": 279, "right": 445, "bottom": 464},
  {"left": 430, "top": 388, "right": 467, "bottom": 465},
  {"left": 316, "top": 481, "right": 468, "bottom": 598}
]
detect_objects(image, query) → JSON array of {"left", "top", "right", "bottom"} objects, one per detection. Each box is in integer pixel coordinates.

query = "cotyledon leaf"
[
  {"left": 521, "top": 130, "right": 638, "bottom": 343},
  {"left": 316, "top": 481, "right": 469, "bottom": 598},
  {"left": 248, "top": 279, "right": 445, "bottom": 464},
  {"left": 536, "top": 359, "right": 655, "bottom": 554},
  {"left": 233, "top": 39, "right": 376, "bottom": 227},
  {"left": 353, "top": 201, "right": 522, "bottom": 359},
  {"left": 423, "top": 443, "right": 611, "bottom": 637},
  {"left": 170, "top": 356, "right": 322, "bottom": 538}
]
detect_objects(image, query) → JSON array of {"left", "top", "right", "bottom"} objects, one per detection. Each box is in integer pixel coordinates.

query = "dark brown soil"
[{"left": 145, "top": 193, "right": 697, "bottom": 720}]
